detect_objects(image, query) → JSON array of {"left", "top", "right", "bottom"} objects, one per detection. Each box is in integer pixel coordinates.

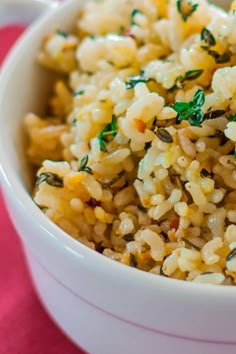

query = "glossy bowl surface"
[{"left": 0, "top": 1, "right": 235, "bottom": 353}]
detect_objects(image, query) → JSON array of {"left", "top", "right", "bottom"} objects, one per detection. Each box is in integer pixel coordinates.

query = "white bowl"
[{"left": 0, "top": 1, "right": 235, "bottom": 354}]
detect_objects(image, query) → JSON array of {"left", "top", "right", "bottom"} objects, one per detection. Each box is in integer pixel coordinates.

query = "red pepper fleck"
[{"left": 170, "top": 218, "right": 180, "bottom": 231}]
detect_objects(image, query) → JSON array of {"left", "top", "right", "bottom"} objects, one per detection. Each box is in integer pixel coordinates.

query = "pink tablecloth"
[{"left": 0, "top": 25, "right": 83, "bottom": 354}]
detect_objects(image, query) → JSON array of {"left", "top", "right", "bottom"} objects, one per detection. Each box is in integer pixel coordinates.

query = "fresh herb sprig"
[
  {"left": 173, "top": 89, "right": 205, "bottom": 126},
  {"left": 169, "top": 69, "right": 203, "bottom": 91},
  {"left": 176, "top": 0, "right": 199, "bottom": 22},
  {"left": 173, "top": 90, "right": 226, "bottom": 126},
  {"left": 98, "top": 115, "right": 117, "bottom": 152},
  {"left": 78, "top": 155, "right": 93, "bottom": 174},
  {"left": 200, "top": 28, "right": 231, "bottom": 64},
  {"left": 36, "top": 172, "right": 64, "bottom": 188}
]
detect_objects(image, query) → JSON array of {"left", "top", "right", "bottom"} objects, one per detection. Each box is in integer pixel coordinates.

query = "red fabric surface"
[{"left": 0, "top": 26, "right": 83, "bottom": 354}]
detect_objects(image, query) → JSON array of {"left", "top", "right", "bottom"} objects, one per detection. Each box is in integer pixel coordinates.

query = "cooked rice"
[{"left": 25, "top": 0, "right": 236, "bottom": 285}]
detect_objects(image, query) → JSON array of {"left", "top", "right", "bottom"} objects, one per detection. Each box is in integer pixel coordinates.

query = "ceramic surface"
[{"left": 0, "top": 1, "right": 234, "bottom": 353}]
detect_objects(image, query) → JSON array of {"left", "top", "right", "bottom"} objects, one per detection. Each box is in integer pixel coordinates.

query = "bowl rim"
[{"left": 0, "top": 0, "right": 236, "bottom": 296}]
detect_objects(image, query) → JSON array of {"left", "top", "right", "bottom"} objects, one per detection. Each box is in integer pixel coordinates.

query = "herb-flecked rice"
[{"left": 25, "top": 0, "right": 236, "bottom": 285}]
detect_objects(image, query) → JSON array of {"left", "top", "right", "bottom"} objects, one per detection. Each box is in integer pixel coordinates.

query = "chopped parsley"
[
  {"left": 176, "top": 0, "right": 199, "bottom": 22},
  {"left": 36, "top": 172, "right": 64, "bottom": 188},
  {"left": 173, "top": 88, "right": 205, "bottom": 126},
  {"left": 78, "top": 155, "right": 93, "bottom": 174},
  {"left": 98, "top": 115, "right": 117, "bottom": 152},
  {"left": 169, "top": 69, "right": 203, "bottom": 91},
  {"left": 125, "top": 74, "right": 151, "bottom": 90}
]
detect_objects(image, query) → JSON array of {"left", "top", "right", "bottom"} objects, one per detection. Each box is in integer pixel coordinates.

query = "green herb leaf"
[
  {"left": 101, "top": 170, "right": 125, "bottom": 189},
  {"left": 169, "top": 69, "right": 203, "bottom": 91},
  {"left": 200, "top": 29, "right": 231, "bottom": 63},
  {"left": 125, "top": 75, "right": 151, "bottom": 90},
  {"left": 173, "top": 89, "right": 205, "bottom": 126},
  {"left": 36, "top": 172, "right": 64, "bottom": 188},
  {"left": 204, "top": 110, "right": 226, "bottom": 120},
  {"left": 97, "top": 115, "right": 117, "bottom": 152},
  {"left": 234, "top": 150, "right": 236, "bottom": 160},
  {"left": 156, "top": 128, "right": 173, "bottom": 143},
  {"left": 73, "top": 90, "right": 85, "bottom": 97},
  {"left": 80, "top": 155, "right": 89, "bottom": 169},
  {"left": 208, "top": 50, "right": 231, "bottom": 64},
  {"left": 229, "top": 114, "right": 236, "bottom": 121},
  {"left": 227, "top": 248, "right": 236, "bottom": 262},
  {"left": 176, "top": 0, "right": 199, "bottom": 22},
  {"left": 57, "top": 30, "right": 68, "bottom": 38},
  {"left": 193, "top": 88, "right": 205, "bottom": 106},
  {"left": 200, "top": 28, "right": 216, "bottom": 47},
  {"left": 79, "top": 155, "right": 93, "bottom": 174},
  {"left": 185, "top": 69, "right": 204, "bottom": 81},
  {"left": 98, "top": 134, "right": 107, "bottom": 152},
  {"left": 131, "top": 9, "right": 143, "bottom": 26},
  {"left": 182, "top": 237, "right": 201, "bottom": 251},
  {"left": 72, "top": 118, "right": 77, "bottom": 126},
  {"left": 120, "top": 25, "right": 125, "bottom": 33}
]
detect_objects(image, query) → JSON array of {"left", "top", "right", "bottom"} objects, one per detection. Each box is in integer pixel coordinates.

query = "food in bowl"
[{"left": 24, "top": 0, "right": 236, "bottom": 285}]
